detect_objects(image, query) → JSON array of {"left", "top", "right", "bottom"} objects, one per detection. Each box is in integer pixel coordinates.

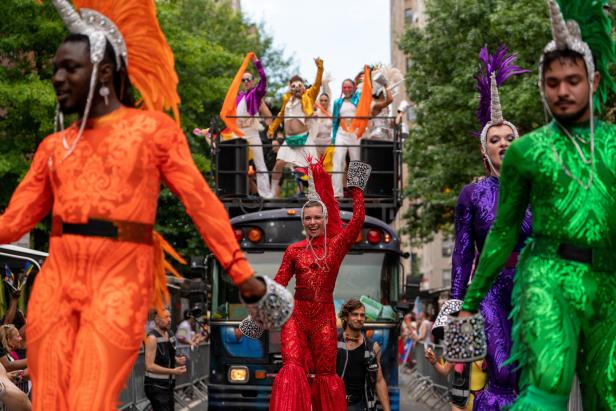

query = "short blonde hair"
[{"left": 0, "top": 325, "right": 18, "bottom": 352}]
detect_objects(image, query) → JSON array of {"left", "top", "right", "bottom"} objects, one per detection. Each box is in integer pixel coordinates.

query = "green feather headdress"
[{"left": 541, "top": 0, "right": 616, "bottom": 111}]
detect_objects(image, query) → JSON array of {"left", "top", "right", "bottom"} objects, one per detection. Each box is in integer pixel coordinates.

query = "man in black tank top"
[
  {"left": 336, "top": 299, "right": 391, "bottom": 411},
  {"left": 144, "top": 309, "right": 187, "bottom": 411}
]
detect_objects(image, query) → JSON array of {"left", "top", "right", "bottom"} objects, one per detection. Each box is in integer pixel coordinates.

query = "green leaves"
[
  {"left": 399, "top": 0, "right": 552, "bottom": 242},
  {"left": 1, "top": 0, "right": 292, "bottom": 259}
]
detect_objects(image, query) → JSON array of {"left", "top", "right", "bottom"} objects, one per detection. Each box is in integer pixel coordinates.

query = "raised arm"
[
  {"left": 450, "top": 185, "right": 476, "bottom": 301},
  {"left": 306, "top": 58, "right": 324, "bottom": 102},
  {"left": 273, "top": 247, "right": 295, "bottom": 287},
  {"left": 462, "top": 142, "right": 531, "bottom": 312},
  {"left": 251, "top": 58, "right": 267, "bottom": 103},
  {"left": 371, "top": 89, "right": 393, "bottom": 116},
  {"left": 322, "top": 73, "right": 332, "bottom": 105},
  {"left": 335, "top": 188, "right": 365, "bottom": 253},
  {"left": 155, "top": 118, "right": 253, "bottom": 286},
  {"left": 268, "top": 94, "right": 289, "bottom": 137},
  {"left": 0, "top": 139, "right": 53, "bottom": 245}
]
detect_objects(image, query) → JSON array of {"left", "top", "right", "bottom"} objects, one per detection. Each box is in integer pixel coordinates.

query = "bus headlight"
[{"left": 228, "top": 366, "right": 249, "bottom": 384}]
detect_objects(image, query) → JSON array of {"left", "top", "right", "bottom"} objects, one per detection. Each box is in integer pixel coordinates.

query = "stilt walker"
[
  {"left": 0, "top": 1, "right": 292, "bottom": 409},
  {"left": 433, "top": 46, "right": 531, "bottom": 411},
  {"left": 454, "top": 1, "right": 616, "bottom": 410},
  {"left": 241, "top": 159, "right": 371, "bottom": 411}
]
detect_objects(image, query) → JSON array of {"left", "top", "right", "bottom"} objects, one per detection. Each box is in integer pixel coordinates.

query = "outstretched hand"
[
  {"left": 239, "top": 276, "right": 266, "bottom": 302},
  {"left": 314, "top": 57, "right": 323, "bottom": 68},
  {"left": 458, "top": 310, "right": 473, "bottom": 319}
]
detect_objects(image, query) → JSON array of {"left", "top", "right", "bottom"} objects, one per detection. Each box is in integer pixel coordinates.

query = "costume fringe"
[{"left": 152, "top": 231, "right": 186, "bottom": 316}]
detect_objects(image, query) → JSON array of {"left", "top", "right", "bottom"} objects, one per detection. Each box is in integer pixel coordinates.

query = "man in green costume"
[{"left": 458, "top": 0, "right": 616, "bottom": 410}]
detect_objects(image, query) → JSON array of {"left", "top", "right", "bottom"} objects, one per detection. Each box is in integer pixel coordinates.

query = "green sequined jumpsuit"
[{"left": 462, "top": 120, "right": 616, "bottom": 411}]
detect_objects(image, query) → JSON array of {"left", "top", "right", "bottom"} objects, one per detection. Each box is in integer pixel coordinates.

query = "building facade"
[{"left": 390, "top": 0, "right": 452, "bottom": 291}]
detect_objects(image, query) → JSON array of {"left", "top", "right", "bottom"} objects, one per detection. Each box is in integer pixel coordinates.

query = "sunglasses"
[{"left": 242, "top": 78, "right": 253, "bottom": 83}]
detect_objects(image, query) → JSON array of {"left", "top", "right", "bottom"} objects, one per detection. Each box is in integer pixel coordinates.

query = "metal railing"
[
  {"left": 403, "top": 342, "right": 584, "bottom": 411},
  {"left": 118, "top": 342, "right": 210, "bottom": 411},
  {"left": 207, "top": 114, "right": 404, "bottom": 206},
  {"left": 401, "top": 342, "right": 449, "bottom": 410}
]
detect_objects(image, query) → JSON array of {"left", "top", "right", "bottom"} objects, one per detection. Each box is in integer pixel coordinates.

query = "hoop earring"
[{"left": 99, "top": 83, "right": 110, "bottom": 106}]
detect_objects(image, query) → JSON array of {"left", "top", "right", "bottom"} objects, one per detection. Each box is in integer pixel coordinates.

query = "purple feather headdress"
[{"left": 475, "top": 45, "right": 528, "bottom": 132}]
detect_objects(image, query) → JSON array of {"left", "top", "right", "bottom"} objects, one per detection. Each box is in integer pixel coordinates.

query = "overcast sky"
[{"left": 241, "top": 0, "right": 391, "bottom": 96}]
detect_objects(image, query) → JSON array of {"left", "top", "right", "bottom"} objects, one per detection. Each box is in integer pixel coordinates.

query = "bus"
[{"left": 207, "top": 208, "right": 403, "bottom": 411}]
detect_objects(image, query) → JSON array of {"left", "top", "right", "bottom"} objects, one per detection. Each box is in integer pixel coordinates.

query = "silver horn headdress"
[
  {"left": 475, "top": 46, "right": 528, "bottom": 175},
  {"left": 539, "top": 0, "right": 616, "bottom": 189},
  {"left": 539, "top": 0, "right": 595, "bottom": 118},
  {"left": 52, "top": 0, "right": 128, "bottom": 160},
  {"left": 52, "top": 0, "right": 127, "bottom": 68},
  {"left": 49, "top": 0, "right": 181, "bottom": 160}
]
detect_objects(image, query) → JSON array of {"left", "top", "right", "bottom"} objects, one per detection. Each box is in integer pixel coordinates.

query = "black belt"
[
  {"left": 51, "top": 217, "right": 153, "bottom": 245},
  {"left": 556, "top": 242, "right": 613, "bottom": 271},
  {"left": 557, "top": 244, "right": 591, "bottom": 264}
]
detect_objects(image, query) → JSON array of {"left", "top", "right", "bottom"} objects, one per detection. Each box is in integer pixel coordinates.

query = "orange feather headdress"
[{"left": 50, "top": 0, "right": 180, "bottom": 122}]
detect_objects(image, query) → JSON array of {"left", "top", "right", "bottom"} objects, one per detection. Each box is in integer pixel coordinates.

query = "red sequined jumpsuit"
[{"left": 269, "top": 188, "right": 365, "bottom": 411}]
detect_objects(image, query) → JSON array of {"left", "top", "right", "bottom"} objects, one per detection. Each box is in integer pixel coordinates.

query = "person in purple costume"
[
  {"left": 433, "top": 46, "right": 531, "bottom": 411},
  {"left": 235, "top": 54, "right": 273, "bottom": 198}
]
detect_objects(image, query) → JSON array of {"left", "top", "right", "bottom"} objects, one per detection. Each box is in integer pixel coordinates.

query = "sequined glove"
[
  {"left": 432, "top": 299, "right": 463, "bottom": 340},
  {"left": 444, "top": 313, "right": 487, "bottom": 362},
  {"left": 347, "top": 161, "right": 372, "bottom": 191},
  {"left": 239, "top": 316, "right": 265, "bottom": 340},
  {"left": 239, "top": 275, "right": 294, "bottom": 330}
]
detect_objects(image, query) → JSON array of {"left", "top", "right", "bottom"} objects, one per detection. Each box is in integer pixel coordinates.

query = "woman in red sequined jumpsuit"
[{"left": 269, "top": 162, "right": 365, "bottom": 411}]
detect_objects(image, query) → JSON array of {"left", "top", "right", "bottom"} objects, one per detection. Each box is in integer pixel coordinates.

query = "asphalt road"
[{"left": 179, "top": 366, "right": 447, "bottom": 411}]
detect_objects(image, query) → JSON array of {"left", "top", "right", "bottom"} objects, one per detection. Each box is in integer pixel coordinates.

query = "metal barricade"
[
  {"left": 118, "top": 342, "right": 210, "bottom": 410},
  {"left": 405, "top": 342, "right": 449, "bottom": 410}
]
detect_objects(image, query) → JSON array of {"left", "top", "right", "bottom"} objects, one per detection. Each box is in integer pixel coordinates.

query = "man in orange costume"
[{"left": 0, "top": 1, "right": 293, "bottom": 409}]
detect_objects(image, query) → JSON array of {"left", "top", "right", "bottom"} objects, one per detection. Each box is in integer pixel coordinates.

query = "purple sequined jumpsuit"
[{"left": 451, "top": 176, "right": 532, "bottom": 410}]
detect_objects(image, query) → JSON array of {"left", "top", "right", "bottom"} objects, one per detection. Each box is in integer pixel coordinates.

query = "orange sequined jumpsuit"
[
  {"left": 269, "top": 188, "right": 365, "bottom": 411},
  {"left": 0, "top": 107, "right": 252, "bottom": 410}
]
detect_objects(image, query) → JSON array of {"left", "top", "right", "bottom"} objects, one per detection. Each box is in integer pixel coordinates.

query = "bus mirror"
[{"left": 401, "top": 252, "right": 411, "bottom": 259}]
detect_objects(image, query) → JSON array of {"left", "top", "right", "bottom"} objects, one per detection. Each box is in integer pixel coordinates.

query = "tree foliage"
[
  {"left": 400, "top": 0, "right": 560, "bottom": 242},
  {"left": 0, "top": 0, "right": 293, "bottom": 260}
]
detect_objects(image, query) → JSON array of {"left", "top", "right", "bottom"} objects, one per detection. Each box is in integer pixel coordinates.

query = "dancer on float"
[
  {"left": 0, "top": 1, "right": 292, "bottom": 409},
  {"left": 220, "top": 52, "right": 273, "bottom": 198},
  {"left": 267, "top": 59, "right": 324, "bottom": 197},
  {"left": 331, "top": 66, "right": 373, "bottom": 198},
  {"left": 241, "top": 159, "right": 371, "bottom": 411},
  {"left": 311, "top": 72, "right": 333, "bottom": 157},
  {"left": 434, "top": 46, "right": 531, "bottom": 411},
  {"left": 366, "top": 67, "right": 394, "bottom": 141},
  {"left": 456, "top": 1, "right": 616, "bottom": 409}
]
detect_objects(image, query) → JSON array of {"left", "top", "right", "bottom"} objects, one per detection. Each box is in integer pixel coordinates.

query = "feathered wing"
[
  {"left": 475, "top": 45, "right": 528, "bottom": 132},
  {"left": 73, "top": 0, "right": 181, "bottom": 122},
  {"left": 556, "top": 0, "right": 616, "bottom": 110}
]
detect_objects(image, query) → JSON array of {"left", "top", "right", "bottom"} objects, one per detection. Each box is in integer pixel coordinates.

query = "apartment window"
[
  {"left": 405, "top": 8, "right": 414, "bottom": 24},
  {"left": 441, "top": 238, "right": 453, "bottom": 257},
  {"left": 442, "top": 269, "right": 451, "bottom": 287}
]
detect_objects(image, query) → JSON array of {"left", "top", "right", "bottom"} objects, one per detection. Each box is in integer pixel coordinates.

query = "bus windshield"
[{"left": 212, "top": 251, "right": 399, "bottom": 321}]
